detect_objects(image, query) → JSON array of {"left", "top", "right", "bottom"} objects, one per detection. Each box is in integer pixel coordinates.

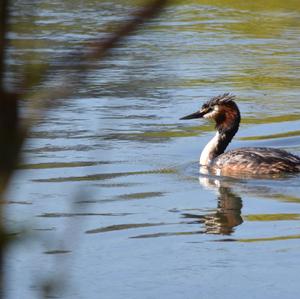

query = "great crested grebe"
[{"left": 180, "top": 93, "right": 300, "bottom": 176}]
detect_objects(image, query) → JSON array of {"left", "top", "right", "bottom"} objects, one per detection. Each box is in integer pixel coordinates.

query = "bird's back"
[{"left": 211, "top": 147, "right": 300, "bottom": 176}]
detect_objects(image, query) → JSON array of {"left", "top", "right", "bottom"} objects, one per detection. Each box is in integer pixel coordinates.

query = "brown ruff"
[{"left": 215, "top": 103, "right": 240, "bottom": 134}]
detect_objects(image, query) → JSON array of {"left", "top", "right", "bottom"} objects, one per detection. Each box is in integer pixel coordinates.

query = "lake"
[{"left": 5, "top": 1, "right": 300, "bottom": 298}]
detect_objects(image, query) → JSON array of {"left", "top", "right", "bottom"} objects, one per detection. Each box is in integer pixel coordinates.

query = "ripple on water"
[{"left": 7, "top": 1, "right": 300, "bottom": 298}]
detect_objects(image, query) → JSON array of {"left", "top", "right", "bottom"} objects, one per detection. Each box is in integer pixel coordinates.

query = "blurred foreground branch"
[
  {"left": 1, "top": 0, "right": 169, "bottom": 193},
  {"left": 0, "top": 0, "right": 168, "bottom": 298}
]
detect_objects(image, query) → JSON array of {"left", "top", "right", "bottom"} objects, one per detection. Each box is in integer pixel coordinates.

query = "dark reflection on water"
[
  {"left": 184, "top": 178, "right": 243, "bottom": 235},
  {"left": 86, "top": 222, "right": 167, "bottom": 234},
  {"left": 37, "top": 212, "right": 133, "bottom": 218}
]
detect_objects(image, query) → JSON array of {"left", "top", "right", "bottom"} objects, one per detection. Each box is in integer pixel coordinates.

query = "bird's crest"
[{"left": 202, "top": 93, "right": 236, "bottom": 109}]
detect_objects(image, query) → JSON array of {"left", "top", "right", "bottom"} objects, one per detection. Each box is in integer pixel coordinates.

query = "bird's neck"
[{"left": 199, "top": 122, "right": 239, "bottom": 166}]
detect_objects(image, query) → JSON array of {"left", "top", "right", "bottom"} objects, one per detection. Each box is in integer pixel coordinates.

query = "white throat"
[{"left": 199, "top": 132, "right": 220, "bottom": 166}]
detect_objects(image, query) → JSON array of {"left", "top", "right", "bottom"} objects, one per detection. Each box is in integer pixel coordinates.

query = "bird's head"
[{"left": 180, "top": 93, "right": 240, "bottom": 133}]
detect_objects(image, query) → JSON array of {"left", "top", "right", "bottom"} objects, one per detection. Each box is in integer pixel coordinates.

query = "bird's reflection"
[
  {"left": 182, "top": 172, "right": 243, "bottom": 235},
  {"left": 129, "top": 164, "right": 299, "bottom": 239}
]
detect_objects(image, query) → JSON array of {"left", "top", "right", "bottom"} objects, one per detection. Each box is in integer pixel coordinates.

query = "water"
[{"left": 5, "top": 1, "right": 300, "bottom": 298}]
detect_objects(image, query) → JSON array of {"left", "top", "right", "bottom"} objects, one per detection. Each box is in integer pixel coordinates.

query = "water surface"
[{"left": 6, "top": 1, "right": 300, "bottom": 298}]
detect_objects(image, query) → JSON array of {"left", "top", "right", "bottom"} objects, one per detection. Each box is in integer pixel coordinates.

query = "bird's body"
[
  {"left": 211, "top": 147, "right": 300, "bottom": 176},
  {"left": 180, "top": 93, "right": 300, "bottom": 176}
]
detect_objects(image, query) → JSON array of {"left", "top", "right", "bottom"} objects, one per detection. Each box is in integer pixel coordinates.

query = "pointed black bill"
[{"left": 180, "top": 110, "right": 204, "bottom": 120}]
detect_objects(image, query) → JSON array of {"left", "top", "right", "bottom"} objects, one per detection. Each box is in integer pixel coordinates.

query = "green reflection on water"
[
  {"left": 270, "top": 194, "right": 300, "bottom": 203},
  {"left": 172, "top": 0, "right": 300, "bottom": 11},
  {"left": 245, "top": 213, "right": 300, "bottom": 221},
  {"left": 242, "top": 115, "right": 300, "bottom": 125},
  {"left": 236, "top": 234, "right": 300, "bottom": 243},
  {"left": 240, "top": 130, "right": 300, "bottom": 141}
]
